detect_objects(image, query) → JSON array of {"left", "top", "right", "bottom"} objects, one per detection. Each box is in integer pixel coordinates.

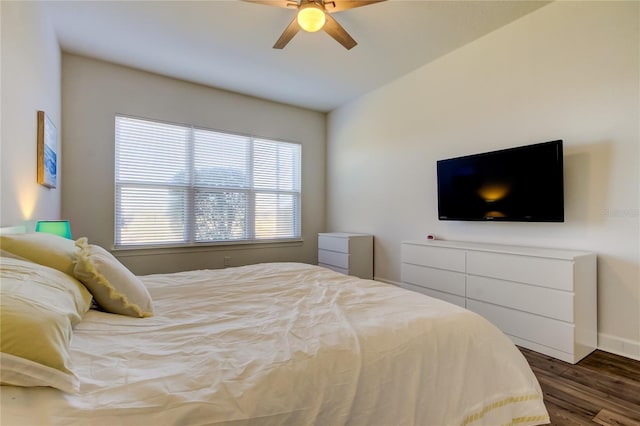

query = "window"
[{"left": 115, "top": 115, "right": 301, "bottom": 248}]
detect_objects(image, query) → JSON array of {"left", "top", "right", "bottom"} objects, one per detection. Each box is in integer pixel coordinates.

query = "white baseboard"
[{"left": 598, "top": 333, "right": 640, "bottom": 361}]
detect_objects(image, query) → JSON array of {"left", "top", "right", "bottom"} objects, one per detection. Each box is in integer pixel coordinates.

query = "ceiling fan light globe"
[{"left": 297, "top": 4, "right": 326, "bottom": 32}]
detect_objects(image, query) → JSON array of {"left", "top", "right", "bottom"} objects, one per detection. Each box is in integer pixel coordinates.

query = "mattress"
[{"left": 0, "top": 262, "right": 549, "bottom": 425}]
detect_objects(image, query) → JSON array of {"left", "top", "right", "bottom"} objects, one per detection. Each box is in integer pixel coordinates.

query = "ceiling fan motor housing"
[{"left": 244, "top": 0, "right": 385, "bottom": 49}]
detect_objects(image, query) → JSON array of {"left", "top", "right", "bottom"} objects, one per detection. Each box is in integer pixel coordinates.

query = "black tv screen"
[{"left": 437, "top": 140, "right": 564, "bottom": 222}]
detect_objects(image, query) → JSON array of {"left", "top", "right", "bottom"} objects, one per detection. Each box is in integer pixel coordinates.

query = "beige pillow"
[
  {"left": 73, "top": 238, "right": 153, "bottom": 318},
  {"left": 0, "top": 232, "right": 78, "bottom": 276},
  {"left": 0, "top": 249, "right": 32, "bottom": 262},
  {"left": 0, "top": 257, "right": 93, "bottom": 393}
]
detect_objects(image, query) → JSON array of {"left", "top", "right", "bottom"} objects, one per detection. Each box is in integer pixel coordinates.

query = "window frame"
[{"left": 114, "top": 114, "right": 302, "bottom": 250}]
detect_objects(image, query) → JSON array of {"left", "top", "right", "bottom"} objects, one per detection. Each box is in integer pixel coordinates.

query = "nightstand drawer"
[
  {"left": 318, "top": 235, "right": 349, "bottom": 253},
  {"left": 318, "top": 249, "right": 349, "bottom": 269},
  {"left": 319, "top": 263, "right": 349, "bottom": 275}
]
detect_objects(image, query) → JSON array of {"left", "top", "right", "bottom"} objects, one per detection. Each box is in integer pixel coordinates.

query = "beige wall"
[
  {"left": 327, "top": 1, "right": 640, "bottom": 359},
  {"left": 1, "top": 1, "right": 61, "bottom": 226},
  {"left": 61, "top": 55, "right": 326, "bottom": 275}
]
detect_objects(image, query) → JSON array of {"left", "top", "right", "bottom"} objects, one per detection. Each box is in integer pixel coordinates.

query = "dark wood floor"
[{"left": 519, "top": 347, "right": 640, "bottom": 426}]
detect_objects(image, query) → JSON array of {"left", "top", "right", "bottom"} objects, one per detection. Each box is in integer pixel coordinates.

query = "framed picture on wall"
[{"left": 37, "top": 110, "right": 57, "bottom": 188}]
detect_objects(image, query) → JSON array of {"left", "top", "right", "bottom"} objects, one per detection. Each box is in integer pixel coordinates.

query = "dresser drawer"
[
  {"left": 467, "top": 299, "right": 574, "bottom": 354},
  {"left": 401, "top": 282, "right": 466, "bottom": 308},
  {"left": 318, "top": 235, "right": 349, "bottom": 253},
  {"left": 318, "top": 249, "right": 349, "bottom": 269},
  {"left": 467, "top": 275, "right": 573, "bottom": 322},
  {"left": 401, "top": 244, "right": 465, "bottom": 272},
  {"left": 467, "top": 251, "right": 574, "bottom": 291},
  {"left": 401, "top": 263, "right": 465, "bottom": 297}
]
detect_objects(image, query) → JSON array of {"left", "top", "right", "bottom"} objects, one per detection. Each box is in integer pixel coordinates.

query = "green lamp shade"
[{"left": 35, "top": 220, "right": 72, "bottom": 239}]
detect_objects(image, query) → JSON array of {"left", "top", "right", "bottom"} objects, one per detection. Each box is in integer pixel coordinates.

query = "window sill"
[{"left": 112, "top": 239, "right": 304, "bottom": 258}]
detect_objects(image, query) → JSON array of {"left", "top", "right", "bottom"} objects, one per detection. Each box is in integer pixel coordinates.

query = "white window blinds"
[{"left": 115, "top": 115, "right": 301, "bottom": 247}]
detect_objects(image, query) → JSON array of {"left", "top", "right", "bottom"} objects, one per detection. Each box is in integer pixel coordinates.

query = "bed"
[{"left": 0, "top": 232, "right": 549, "bottom": 426}]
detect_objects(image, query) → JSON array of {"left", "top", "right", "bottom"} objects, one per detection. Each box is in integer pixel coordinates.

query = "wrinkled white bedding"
[{"left": 1, "top": 262, "right": 549, "bottom": 425}]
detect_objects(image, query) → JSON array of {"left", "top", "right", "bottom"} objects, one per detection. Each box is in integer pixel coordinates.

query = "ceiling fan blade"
[
  {"left": 273, "top": 16, "right": 301, "bottom": 49},
  {"left": 324, "top": 0, "right": 385, "bottom": 13},
  {"left": 323, "top": 13, "right": 357, "bottom": 49},
  {"left": 241, "top": 0, "right": 295, "bottom": 9}
]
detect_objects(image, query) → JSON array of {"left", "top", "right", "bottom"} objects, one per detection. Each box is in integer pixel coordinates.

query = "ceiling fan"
[{"left": 243, "top": 0, "right": 385, "bottom": 50}]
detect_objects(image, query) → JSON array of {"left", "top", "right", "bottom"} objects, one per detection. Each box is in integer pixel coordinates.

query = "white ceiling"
[{"left": 44, "top": 0, "right": 549, "bottom": 112}]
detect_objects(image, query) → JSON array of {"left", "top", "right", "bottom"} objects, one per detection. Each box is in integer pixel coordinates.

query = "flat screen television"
[{"left": 437, "top": 140, "right": 564, "bottom": 222}]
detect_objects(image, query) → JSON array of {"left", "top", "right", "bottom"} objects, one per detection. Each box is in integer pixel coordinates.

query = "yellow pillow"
[
  {"left": 0, "top": 232, "right": 78, "bottom": 276},
  {"left": 73, "top": 238, "right": 154, "bottom": 318},
  {"left": 0, "top": 256, "right": 93, "bottom": 393}
]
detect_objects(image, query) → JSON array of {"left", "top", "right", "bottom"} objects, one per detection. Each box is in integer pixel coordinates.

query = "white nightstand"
[{"left": 318, "top": 232, "right": 373, "bottom": 279}]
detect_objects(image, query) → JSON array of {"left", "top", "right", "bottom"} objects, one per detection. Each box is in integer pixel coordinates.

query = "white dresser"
[
  {"left": 401, "top": 240, "right": 597, "bottom": 364},
  {"left": 318, "top": 233, "right": 373, "bottom": 279}
]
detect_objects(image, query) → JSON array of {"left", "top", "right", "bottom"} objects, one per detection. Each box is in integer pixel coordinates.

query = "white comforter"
[{"left": 1, "top": 263, "right": 549, "bottom": 425}]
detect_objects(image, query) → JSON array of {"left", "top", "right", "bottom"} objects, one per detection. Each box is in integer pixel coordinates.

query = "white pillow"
[
  {"left": 73, "top": 238, "right": 154, "bottom": 318},
  {"left": 0, "top": 353, "right": 79, "bottom": 394}
]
